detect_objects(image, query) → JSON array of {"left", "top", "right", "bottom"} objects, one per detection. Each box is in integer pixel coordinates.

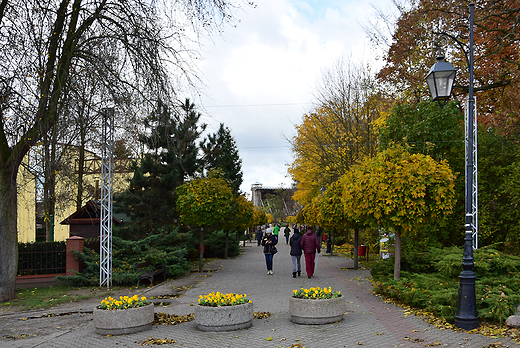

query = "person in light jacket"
[
  {"left": 289, "top": 228, "right": 302, "bottom": 277},
  {"left": 261, "top": 229, "right": 278, "bottom": 275},
  {"left": 300, "top": 226, "right": 320, "bottom": 278}
]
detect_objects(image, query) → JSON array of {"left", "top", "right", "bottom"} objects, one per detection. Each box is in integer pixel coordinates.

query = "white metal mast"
[
  {"left": 100, "top": 108, "right": 114, "bottom": 287},
  {"left": 465, "top": 97, "right": 478, "bottom": 249}
]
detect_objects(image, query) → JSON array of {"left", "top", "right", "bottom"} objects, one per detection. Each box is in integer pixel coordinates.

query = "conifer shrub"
[
  {"left": 204, "top": 230, "right": 240, "bottom": 258},
  {"left": 57, "top": 227, "right": 191, "bottom": 286},
  {"left": 371, "top": 245, "right": 520, "bottom": 323}
]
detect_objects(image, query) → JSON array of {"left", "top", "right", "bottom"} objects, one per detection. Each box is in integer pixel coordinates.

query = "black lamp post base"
[
  {"left": 454, "top": 269, "right": 479, "bottom": 330},
  {"left": 454, "top": 316, "right": 479, "bottom": 331}
]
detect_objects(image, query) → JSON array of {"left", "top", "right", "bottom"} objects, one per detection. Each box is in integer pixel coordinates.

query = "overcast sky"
[{"left": 194, "top": 0, "right": 395, "bottom": 198}]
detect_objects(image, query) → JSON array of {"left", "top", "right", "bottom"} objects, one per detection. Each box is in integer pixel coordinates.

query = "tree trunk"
[
  {"left": 43, "top": 133, "right": 51, "bottom": 241},
  {"left": 43, "top": 131, "right": 57, "bottom": 242},
  {"left": 394, "top": 228, "right": 402, "bottom": 280},
  {"left": 353, "top": 228, "right": 359, "bottom": 270},
  {"left": 0, "top": 165, "right": 19, "bottom": 302},
  {"left": 199, "top": 228, "right": 204, "bottom": 273},
  {"left": 224, "top": 230, "right": 229, "bottom": 259},
  {"left": 49, "top": 126, "right": 57, "bottom": 240}
]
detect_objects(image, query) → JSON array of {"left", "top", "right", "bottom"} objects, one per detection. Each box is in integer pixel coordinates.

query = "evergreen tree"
[
  {"left": 116, "top": 99, "right": 206, "bottom": 236},
  {"left": 200, "top": 123, "right": 243, "bottom": 194}
]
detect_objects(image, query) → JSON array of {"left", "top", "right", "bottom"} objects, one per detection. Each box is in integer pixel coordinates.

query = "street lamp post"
[{"left": 425, "top": 3, "right": 479, "bottom": 331}]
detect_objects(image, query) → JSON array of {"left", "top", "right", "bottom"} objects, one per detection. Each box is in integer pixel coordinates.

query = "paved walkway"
[{"left": 1, "top": 239, "right": 517, "bottom": 348}]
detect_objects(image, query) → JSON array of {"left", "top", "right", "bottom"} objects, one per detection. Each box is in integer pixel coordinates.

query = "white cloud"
[{"left": 194, "top": 0, "right": 394, "bottom": 196}]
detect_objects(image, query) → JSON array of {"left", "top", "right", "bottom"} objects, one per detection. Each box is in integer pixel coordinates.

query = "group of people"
[{"left": 256, "top": 224, "right": 321, "bottom": 278}]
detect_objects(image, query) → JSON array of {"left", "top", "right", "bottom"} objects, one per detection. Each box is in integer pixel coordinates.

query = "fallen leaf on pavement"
[
  {"left": 254, "top": 311, "right": 271, "bottom": 319},
  {"left": 153, "top": 312, "right": 194, "bottom": 325},
  {"left": 141, "top": 337, "right": 176, "bottom": 346}
]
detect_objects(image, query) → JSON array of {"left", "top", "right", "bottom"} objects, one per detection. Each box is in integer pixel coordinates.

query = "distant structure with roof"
[{"left": 251, "top": 183, "right": 301, "bottom": 220}]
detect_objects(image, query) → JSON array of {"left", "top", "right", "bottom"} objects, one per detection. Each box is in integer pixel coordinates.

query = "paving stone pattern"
[{"left": 1, "top": 240, "right": 517, "bottom": 348}]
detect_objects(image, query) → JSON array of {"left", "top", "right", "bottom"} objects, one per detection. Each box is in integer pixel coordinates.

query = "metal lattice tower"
[
  {"left": 465, "top": 97, "right": 478, "bottom": 249},
  {"left": 100, "top": 108, "right": 114, "bottom": 287}
]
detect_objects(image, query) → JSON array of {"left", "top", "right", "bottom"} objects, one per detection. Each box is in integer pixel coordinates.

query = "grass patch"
[{"left": 3, "top": 286, "right": 119, "bottom": 311}]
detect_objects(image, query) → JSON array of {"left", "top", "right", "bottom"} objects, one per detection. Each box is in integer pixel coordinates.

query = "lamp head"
[{"left": 426, "top": 54, "right": 457, "bottom": 105}]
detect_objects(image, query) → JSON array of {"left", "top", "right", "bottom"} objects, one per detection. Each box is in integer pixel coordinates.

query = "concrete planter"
[
  {"left": 94, "top": 303, "right": 154, "bottom": 335},
  {"left": 289, "top": 296, "right": 346, "bottom": 324},
  {"left": 195, "top": 301, "right": 253, "bottom": 332}
]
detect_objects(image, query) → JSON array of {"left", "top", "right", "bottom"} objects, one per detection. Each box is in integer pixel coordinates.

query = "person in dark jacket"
[
  {"left": 256, "top": 227, "right": 263, "bottom": 246},
  {"left": 261, "top": 229, "right": 278, "bottom": 275},
  {"left": 316, "top": 226, "right": 323, "bottom": 243},
  {"left": 300, "top": 226, "right": 320, "bottom": 278},
  {"left": 283, "top": 224, "right": 291, "bottom": 244},
  {"left": 289, "top": 228, "right": 302, "bottom": 277}
]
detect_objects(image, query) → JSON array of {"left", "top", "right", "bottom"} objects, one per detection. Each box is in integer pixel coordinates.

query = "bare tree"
[{"left": 0, "top": 0, "right": 243, "bottom": 302}]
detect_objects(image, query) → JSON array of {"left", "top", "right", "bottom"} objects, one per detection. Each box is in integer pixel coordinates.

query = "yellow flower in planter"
[
  {"left": 292, "top": 286, "right": 341, "bottom": 300},
  {"left": 99, "top": 294, "right": 148, "bottom": 310},
  {"left": 198, "top": 292, "right": 251, "bottom": 307}
]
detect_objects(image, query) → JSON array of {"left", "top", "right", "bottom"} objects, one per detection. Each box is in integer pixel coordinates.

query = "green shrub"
[
  {"left": 57, "top": 226, "right": 191, "bottom": 286},
  {"left": 334, "top": 235, "right": 347, "bottom": 246},
  {"left": 204, "top": 230, "right": 240, "bottom": 258},
  {"left": 370, "top": 258, "right": 394, "bottom": 282},
  {"left": 371, "top": 245, "right": 520, "bottom": 323},
  {"left": 400, "top": 251, "right": 436, "bottom": 274}
]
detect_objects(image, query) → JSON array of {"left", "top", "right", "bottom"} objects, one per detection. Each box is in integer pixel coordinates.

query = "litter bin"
[{"left": 358, "top": 245, "right": 366, "bottom": 257}]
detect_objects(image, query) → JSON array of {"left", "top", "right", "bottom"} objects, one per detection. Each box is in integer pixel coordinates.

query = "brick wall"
[{"left": 66, "top": 236, "right": 84, "bottom": 276}]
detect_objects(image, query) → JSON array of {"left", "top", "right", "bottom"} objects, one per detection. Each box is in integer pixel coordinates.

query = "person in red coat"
[{"left": 300, "top": 226, "right": 321, "bottom": 278}]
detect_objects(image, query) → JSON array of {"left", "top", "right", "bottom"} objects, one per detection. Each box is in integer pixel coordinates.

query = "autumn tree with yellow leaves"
[
  {"left": 319, "top": 180, "right": 366, "bottom": 268},
  {"left": 176, "top": 177, "right": 233, "bottom": 272},
  {"left": 341, "top": 146, "right": 456, "bottom": 280},
  {"left": 296, "top": 197, "right": 321, "bottom": 226},
  {"left": 253, "top": 208, "right": 267, "bottom": 227},
  {"left": 289, "top": 60, "right": 390, "bottom": 206},
  {"left": 222, "top": 194, "right": 254, "bottom": 258}
]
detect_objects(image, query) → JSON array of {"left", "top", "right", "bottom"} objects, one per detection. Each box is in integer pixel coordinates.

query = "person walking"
[
  {"left": 289, "top": 227, "right": 302, "bottom": 277},
  {"left": 284, "top": 224, "right": 291, "bottom": 244},
  {"left": 261, "top": 229, "right": 278, "bottom": 275},
  {"left": 300, "top": 226, "right": 320, "bottom": 279},
  {"left": 316, "top": 226, "right": 323, "bottom": 244},
  {"left": 272, "top": 224, "right": 280, "bottom": 242},
  {"left": 256, "top": 227, "right": 263, "bottom": 246}
]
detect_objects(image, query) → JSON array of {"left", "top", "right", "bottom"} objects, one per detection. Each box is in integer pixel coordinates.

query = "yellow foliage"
[
  {"left": 340, "top": 145, "right": 456, "bottom": 233},
  {"left": 289, "top": 95, "right": 388, "bottom": 207}
]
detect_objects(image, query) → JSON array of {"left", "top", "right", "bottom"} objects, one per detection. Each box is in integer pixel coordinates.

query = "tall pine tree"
[
  {"left": 116, "top": 99, "right": 206, "bottom": 235},
  {"left": 200, "top": 123, "right": 243, "bottom": 194}
]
